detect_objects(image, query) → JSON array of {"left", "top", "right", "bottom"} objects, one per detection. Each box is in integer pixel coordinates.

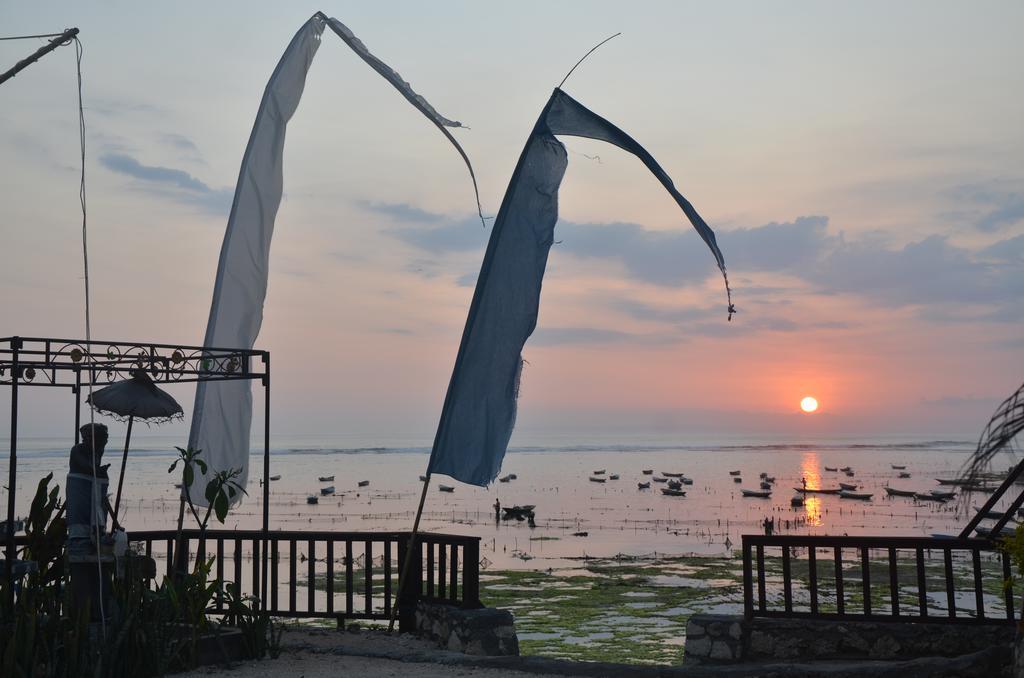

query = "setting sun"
[{"left": 800, "top": 396, "right": 819, "bottom": 413}]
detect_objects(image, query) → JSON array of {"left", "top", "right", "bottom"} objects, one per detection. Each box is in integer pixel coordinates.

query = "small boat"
[
  {"left": 681, "top": 477, "right": 694, "bottom": 485},
  {"left": 589, "top": 476, "right": 606, "bottom": 483},
  {"left": 438, "top": 484, "right": 455, "bottom": 493},
  {"left": 638, "top": 481, "right": 651, "bottom": 489},
  {"left": 499, "top": 475, "right": 512, "bottom": 483},
  {"left": 759, "top": 481, "right": 772, "bottom": 490},
  {"left": 661, "top": 488, "right": 687, "bottom": 497},
  {"left": 653, "top": 477, "right": 668, "bottom": 483},
  {"left": 794, "top": 487, "right": 842, "bottom": 494},
  {"left": 742, "top": 489, "right": 771, "bottom": 498},
  {"left": 269, "top": 474, "right": 281, "bottom": 481},
  {"left": 844, "top": 471, "right": 855, "bottom": 477},
  {"left": 915, "top": 492, "right": 949, "bottom": 503},
  {"left": 824, "top": 466, "right": 837, "bottom": 472},
  {"left": 662, "top": 472, "right": 685, "bottom": 478},
  {"left": 733, "top": 477, "right": 742, "bottom": 483},
  {"left": 502, "top": 505, "right": 535, "bottom": 519},
  {"left": 976, "top": 525, "right": 1017, "bottom": 539},
  {"left": 839, "top": 482, "right": 858, "bottom": 491},
  {"left": 728, "top": 470, "right": 741, "bottom": 476},
  {"left": 930, "top": 489, "right": 956, "bottom": 500},
  {"left": 642, "top": 469, "right": 654, "bottom": 475},
  {"left": 593, "top": 469, "right": 606, "bottom": 475},
  {"left": 307, "top": 495, "right": 319, "bottom": 505},
  {"left": 898, "top": 472, "right": 911, "bottom": 479},
  {"left": 974, "top": 507, "right": 1007, "bottom": 519},
  {"left": 320, "top": 486, "right": 335, "bottom": 495},
  {"left": 839, "top": 490, "right": 872, "bottom": 500},
  {"left": 509, "top": 473, "right": 518, "bottom": 480},
  {"left": 319, "top": 475, "right": 335, "bottom": 482},
  {"left": 935, "top": 478, "right": 968, "bottom": 486},
  {"left": 791, "top": 494, "right": 805, "bottom": 507},
  {"left": 572, "top": 531, "right": 589, "bottom": 537},
  {"left": 885, "top": 487, "right": 916, "bottom": 497},
  {"left": 840, "top": 467, "right": 852, "bottom": 472},
  {"left": 357, "top": 480, "right": 369, "bottom": 487},
  {"left": 609, "top": 474, "right": 620, "bottom": 480},
  {"left": 891, "top": 465, "right": 906, "bottom": 470},
  {"left": 667, "top": 479, "right": 683, "bottom": 490}
]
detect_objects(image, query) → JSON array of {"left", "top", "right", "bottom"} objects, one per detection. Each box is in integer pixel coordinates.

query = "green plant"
[{"left": 223, "top": 583, "right": 282, "bottom": 660}]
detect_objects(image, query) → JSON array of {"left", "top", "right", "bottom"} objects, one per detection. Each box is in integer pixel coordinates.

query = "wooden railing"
[
  {"left": 129, "top": 529, "right": 481, "bottom": 631},
  {"left": 742, "top": 535, "right": 1016, "bottom": 625}
]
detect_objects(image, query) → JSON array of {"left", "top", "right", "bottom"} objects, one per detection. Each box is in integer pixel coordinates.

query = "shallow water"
[{"left": 2, "top": 434, "right": 1005, "bottom": 570}]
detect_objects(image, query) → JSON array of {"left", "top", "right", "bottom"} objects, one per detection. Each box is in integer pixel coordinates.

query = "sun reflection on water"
[{"left": 801, "top": 452, "right": 824, "bottom": 527}]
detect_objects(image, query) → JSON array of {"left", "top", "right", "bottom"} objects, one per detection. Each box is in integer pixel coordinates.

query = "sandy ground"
[{"left": 174, "top": 627, "right": 576, "bottom": 678}]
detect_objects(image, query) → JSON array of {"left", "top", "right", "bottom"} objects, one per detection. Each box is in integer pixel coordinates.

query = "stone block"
[
  {"left": 686, "top": 636, "right": 712, "bottom": 657},
  {"left": 749, "top": 629, "right": 774, "bottom": 655},
  {"left": 710, "top": 641, "right": 734, "bottom": 660},
  {"left": 728, "top": 622, "right": 742, "bottom": 640}
]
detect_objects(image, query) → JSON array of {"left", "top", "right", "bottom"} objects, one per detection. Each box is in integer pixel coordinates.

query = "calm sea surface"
[{"left": 1, "top": 434, "right": 993, "bottom": 569}]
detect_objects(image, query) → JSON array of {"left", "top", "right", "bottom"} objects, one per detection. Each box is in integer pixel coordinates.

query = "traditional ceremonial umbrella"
[{"left": 87, "top": 369, "right": 183, "bottom": 520}]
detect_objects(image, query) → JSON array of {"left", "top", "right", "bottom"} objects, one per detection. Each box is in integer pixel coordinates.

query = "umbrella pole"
[{"left": 112, "top": 415, "right": 133, "bottom": 522}]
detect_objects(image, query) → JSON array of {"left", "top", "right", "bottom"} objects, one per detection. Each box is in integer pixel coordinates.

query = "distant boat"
[
  {"left": 667, "top": 479, "right": 683, "bottom": 490},
  {"left": 269, "top": 474, "right": 281, "bottom": 481},
  {"left": 609, "top": 474, "right": 620, "bottom": 480},
  {"left": 733, "top": 477, "right": 742, "bottom": 483},
  {"left": 844, "top": 471, "right": 855, "bottom": 477},
  {"left": 499, "top": 475, "right": 512, "bottom": 483},
  {"left": 638, "top": 481, "right": 651, "bottom": 489},
  {"left": 898, "top": 472, "right": 911, "bottom": 479},
  {"left": 794, "top": 487, "right": 841, "bottom": 495},
  {"left": 642, "top": 469, "right": 654, "bottom": 475},
  {"left": 824, "top": 466, "right": 837, "bottom": 472},
  {"left": 320, "top": 486, "right": 335, "bottom": 495},
  {"left": 509, "top": 473, "right": 518, "bottom": 480},
  {"left": 840, "top": 466, "right": 852, "bottom": 472},
  {"left": 681, "top": 477, "right": 694, "bottom": 485},
  {"left": 915, "top": 492, "right": 949, "bottom": 503},
  {"left": 502, "top": 505, "right": 535, "bottom": 519},
  {"left": 357, "top": 480, "right": 369, "bottom": 487},
  {"left": 653, "top": 477, "right": 668, "bottom": 483},
  {"left": 935, "top": 478, "right": 969, "bottom": 486},
  {"left": 885, "top": 487, "right": 916, "bottom": 497},
  {"left": 572, "top": 531, "right": 589, "bottom": 537},
  {"left": 742, "top": 489, "right": 771, "bottom": 498},
  {"left": 791, "top": 494, "right": 805, "bottom": 506},
  {"left": 892, "top": 464, "right": 907, "bottom": 470},
  {"left": 839, "top": 482, "right": 858, "bottom": 491},
  {"left": 589, "top": 476, "right": 606, "bottom": 483},
  {"left": 976, "top": 525, "right": 1016, "bottom": 538},
  {"left": 661, "top": 488, "right": 687, "bottom": 497},
  {"left": 593, "top": 469, "right": 606, "bottom": 475},
  {"left": 438, "top": 484, "right": 455, "bottom": 493},
  {"left": 662, "top": 472, "right": 685, "bottom": 478},
  {"left": 307, "top": 495, "right": 319, "bottom": 505},
  {"left": 930, "top": 489, "right": 956, "bottom": 500},
  {"left": 729, "top": 470, "right": 741, "bottom": 476},
  {"left": 974, "top": 506, "right": 1007, "bottom": 519},
  {"left": 839, "top": 490, "right": 872, "bottom": 501},
  {"left": 319, "top": 475, "right": 335, "bottom": 482}
]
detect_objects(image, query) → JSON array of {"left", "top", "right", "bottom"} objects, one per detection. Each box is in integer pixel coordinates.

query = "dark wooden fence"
[
  {"left": 742, "top": 534, "right": 1016, "bottom": 625},
  {"left": 129, "top": 529, "right": 481, "bottom": 631}
]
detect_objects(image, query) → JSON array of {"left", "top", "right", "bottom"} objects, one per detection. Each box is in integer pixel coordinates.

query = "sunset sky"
[{"left": 1, "top": 1, "right": 1022, "bottom": 442}]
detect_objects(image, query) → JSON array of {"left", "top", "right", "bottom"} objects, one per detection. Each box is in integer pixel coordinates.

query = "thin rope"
[
  {"left": 0, "top": 32, "right": 67, "bottom": 41},
  {"left": 74, "top": 35, "right": 106, "bottom": 638},
  {"left": 557, "top": 32, "right": 621, "bottom": 89}
]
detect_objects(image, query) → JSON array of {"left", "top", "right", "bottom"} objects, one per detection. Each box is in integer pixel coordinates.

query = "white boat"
[
  {"left": 438, "top": 484, "right": 455, "bottom": 493},
  {"left": 839, "top": 490, "right": 872, "bottom": 500},
  {"left": 741, "top": 489, "right": 771, "bottom": 498}
]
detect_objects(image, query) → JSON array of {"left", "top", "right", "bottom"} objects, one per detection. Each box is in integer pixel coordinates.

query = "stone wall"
[
  {"left": 685, "top": 613, "right": 1015, "bottom": 665},
  {"left": 415, "top": 601, "right": 519, "bottom": 656}
]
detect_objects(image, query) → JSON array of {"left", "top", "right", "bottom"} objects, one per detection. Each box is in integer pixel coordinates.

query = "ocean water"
[{"left": 1, "top": 433, "right": 994, "bottom": 570}]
